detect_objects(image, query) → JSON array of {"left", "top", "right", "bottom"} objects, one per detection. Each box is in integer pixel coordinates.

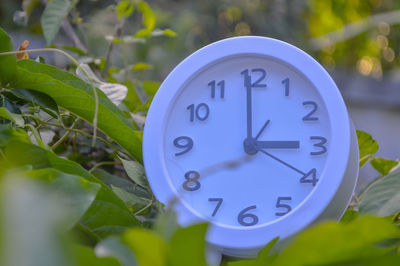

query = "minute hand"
[{"left": 255, "top": 140, "right": 300, "bottom": 149}]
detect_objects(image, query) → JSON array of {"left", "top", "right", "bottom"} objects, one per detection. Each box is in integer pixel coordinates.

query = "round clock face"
[{"left": 163, "top": 55, "right": 330, "bottom": 227}]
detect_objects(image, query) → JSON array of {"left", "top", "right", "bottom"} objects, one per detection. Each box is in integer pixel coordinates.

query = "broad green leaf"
[
  {"left": 0, "top": 27, "right": 16, "bottom": 85},
  {"left": 11, "top": 60, "right": 142, "bottom": 162},
  {"left": 24, "top": 168, "right": 101, "bottom": 229},
  {"left": 122, "top": 228, "right": 167, "bottom": 266},
  {"left": 120, "top": 158, "right": 147, "bottom": 187},
  {"left": 168, "top": 223, "right": 208, "bottom": 266},
  {"left": 4, "top": 141, "right": 140, "bottom": 238},
  {"left": 41, "top": 0, "right": 71, "bottom": 45},
  {"left": 0, "top": 107, "right": 24, "bottom": 127},
  {"left": 116, "top": 0, "right": 134, "bottom": 20},
  {"left": 0, "top": 176, "right": 73, "bottom": 266},
  {"left": 11, "top": 89, "right": 60, "bottom": 118},
  {"left": 271, "top": 216, "right": 400, "bottom": 266},
  {"left": 72, "top": 245, "right": 120, "bottom": 266},
  {"left": 111, "top": 185, "right": 150, "bottom": 211},
  {"left": 153, "top": 208, "right": 179, "bottom": 241},
  {"left": 357, "top": 130, "right": 379, "bottom": 167},
  {"left": 95, "top": 236, "right": 138, "bottom": 266},
  {"left": 359, "top": 171, "right": 400, "bottom": 216},
  {"left": 122, "top": 80, "right": 142, "bottom": 112},
  {"left": 370, "top": 157, "right": 399, "bottom": 176}
]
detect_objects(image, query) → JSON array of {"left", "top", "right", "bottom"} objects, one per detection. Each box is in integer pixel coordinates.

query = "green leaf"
[
  {"left": 41, "top": 0, "right": 72, "bottom": 45},
  {"left": 4, "top": 141, "right": 141, "bottom": 238},
  {"left": 23, "top": 0, "right": 41, "bottom": 19},
  {"left": 0, "top": 107, "right": 24, "bottom": 127},
  {"left": 357, "top": 130, "right": 379, "bottom": 167},
  {"left": 131, "top": 62, "right": 153, "bottom": 71},
  {"left": 143, "top": 80, "right": 160, "bottom": 97},
  {"left": 153, "top": 208, "right": 179, "bottom": 241},
  {"left": 340, "top": 209, "right": 359, "bottom": 224},
  {"left": 0, "top": 27, "right": 16, "bottom": 85},
  {"left": 111, "top": 185, "right": 150, "bottom": 211},
  {"left": 370, "top": 157, "right": 399, "bottom": 176},
  {"left": 24, "top": 168, "right": 101, "bottom": 229},
  {"left": 122, "top": 228, "right": 167, "bottom": 266},
  {"left": 11, "top": 60, "right": 142, "bottom": 162},
  {"left": 0, "top": 176, "right": 73, "bottom": 266},
  {"left": 72, "top": 245, "right": 121, "bottom": 266},
  {"left": 150, "top": 29, "right": 177, "bottom": 37},
  {"left": 92, "top": 168, "right": 150, "bottom": 199},
  {"left": 271, "top": 216, "right": 400, "bottom": 265},
  {"left": 227, "top": 238, "right": 279, "bottom": 266},
  {"left": 359, "top": 171, "right": 400, "bottom": 216},
  {"left": 0, "top": 124, "right": 30, "bottom": 148},
  {"left": 120, "top": 158, "right": 148, "bottom": 187},
  {"left": 134, "top": 1, "right": 156, "bottom": 37},
  {"left": 11, "top": 89, "right": 60, "bottom": 118},
  {"left": 95, "top": 236, "right": 138, "bottom": 266},
  {"left": 116, "top": 0, "right": 134, "bottom": 20},
  {"left": 168, "top": 223, "right": 208, "bottom": 266}
]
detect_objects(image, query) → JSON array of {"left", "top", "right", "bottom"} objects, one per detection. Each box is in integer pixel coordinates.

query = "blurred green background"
[{"left": 1, "top": 0, "right": 400, "bottom": 189}]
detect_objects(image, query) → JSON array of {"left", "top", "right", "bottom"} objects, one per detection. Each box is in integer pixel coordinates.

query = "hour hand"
[{"left": 255, "top": 140, "right": 300, "bottom": 149}]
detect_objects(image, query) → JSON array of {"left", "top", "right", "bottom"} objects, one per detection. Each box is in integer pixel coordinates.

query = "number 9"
[{"left": 173, "top": 136, "right": 193, "bottom": 156}]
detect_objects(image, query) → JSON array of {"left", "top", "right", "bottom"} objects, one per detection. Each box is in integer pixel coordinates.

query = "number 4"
[{"left": 300, "top": 168, "right": 318, "bottom": 186}]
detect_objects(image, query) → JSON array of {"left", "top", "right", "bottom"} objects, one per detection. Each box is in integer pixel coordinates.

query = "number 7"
[{"left": 208, "top": 198, "right": 223, "bottom": 217}]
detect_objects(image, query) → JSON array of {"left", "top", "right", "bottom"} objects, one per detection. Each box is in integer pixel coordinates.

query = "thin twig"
[
  {"left": 89, "top": 161, "right": 121, "bottom": 173},
  {"left": 51, "top": 118, "right": 79, "bottom": 150}
]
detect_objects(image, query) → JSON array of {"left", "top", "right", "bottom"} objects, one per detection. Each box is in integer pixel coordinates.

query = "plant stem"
[
  {"left": 51, "top": 118, "right": 79, "bottom": 150},
  {"left": 89, "top": 161, "right": 121, "bottom": 173}
]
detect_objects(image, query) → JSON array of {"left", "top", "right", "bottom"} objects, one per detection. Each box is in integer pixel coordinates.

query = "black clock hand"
[
  {"left": 258, "top": 149, "right": 306, "bottom": 175},
  {"left": 255, "top": 140, "right": 300, "bottom": 149},
  {"left": 255, "top": 119, "right": 270, "bottom": 140},
  {"left": 245, "top": 75, "right": 253, "bottom": 139}
]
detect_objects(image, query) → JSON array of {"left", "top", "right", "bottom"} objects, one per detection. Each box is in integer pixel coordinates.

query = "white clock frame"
[{"left": 143, "top": 36, "right": 359, "bottom": 258}]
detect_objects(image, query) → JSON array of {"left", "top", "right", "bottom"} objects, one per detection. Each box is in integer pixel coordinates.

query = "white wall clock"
[{"left": 143, "top": 36, "right": 359, "bottom": 259}]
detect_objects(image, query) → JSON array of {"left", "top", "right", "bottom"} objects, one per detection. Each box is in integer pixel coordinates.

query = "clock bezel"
[{"left": 143, "top": 36, "right": 354, "bottom": 252}]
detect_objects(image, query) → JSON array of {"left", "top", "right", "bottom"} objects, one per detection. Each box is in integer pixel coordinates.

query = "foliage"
[{"left": 1, "top": 1, "right": 400, "bottom": 266}]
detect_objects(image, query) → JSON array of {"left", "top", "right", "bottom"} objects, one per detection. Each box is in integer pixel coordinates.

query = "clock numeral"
[
  {"left": 187, "top": 103, "right": 209, "bottom": 122},
  {"left": 173, "top": 136, "right": 193, "bottom": 156},
  {"left": 302, "top": 101, "right": 318, "bottom": 121},
  {"left": 241, "top": 68, "right": 267, "bottom": 88},
  {"left": 275, "top": 196, "right": 292, "bottom": 216},
  {"left": 238, "top": 205, "right": 259, "bottom": 226},
  {"left": 281, "top": 78, "right": 290, "bottom": 96},
  {"left": 208, "top": 198, "right": 223, "bottom": 216},
  {"left": 300, "top": 168, "right": 318, "bottom": 186},
  {"left": 182, "top": 170, "right": 201, "bottom": 191},
  {"left": 208, "top": 80, "right": 225, "bottom": 99},
  {"left": 310, "top": 136, "right": 327, "bottom": 155}
]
